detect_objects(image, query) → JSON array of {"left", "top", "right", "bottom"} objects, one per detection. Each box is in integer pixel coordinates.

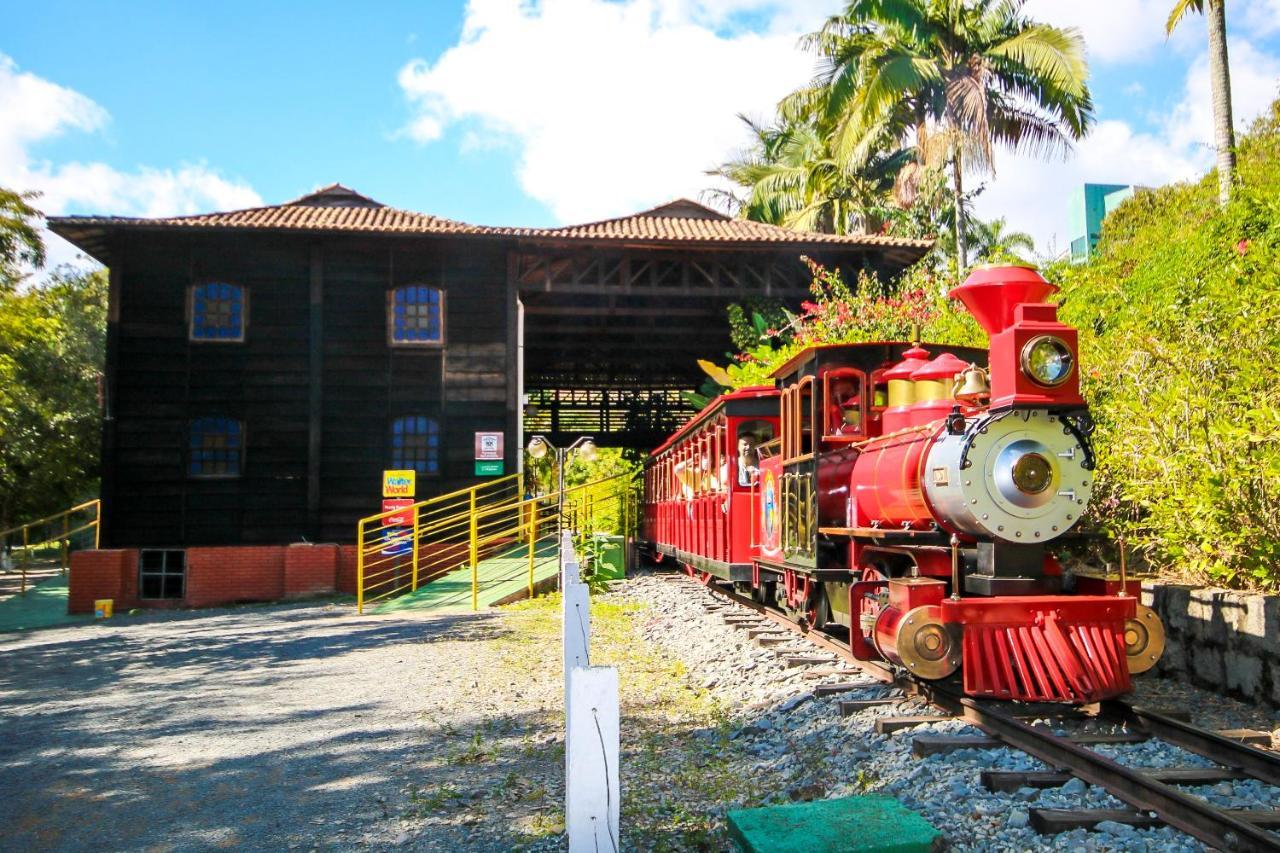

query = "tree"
[
  {"left": 708, "top": 114, "right": 914, "bottom": 235},
  {"left": 968, "top": 216, "right": 1036, "bottom": 262},
  {"left": 806, "top": 0, "right": 1093, "bottom": 271},
  {"left": 1167, "top": 0, "right": 1236, "bottom": 207},
  {"left": 0, "top": 186, "right": 106, "bottom": 533},
  {"left": 0, "top": 188, "right": 45, "bottom": 291}
]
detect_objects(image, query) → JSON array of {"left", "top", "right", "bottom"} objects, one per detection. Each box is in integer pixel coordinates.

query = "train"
[{"left": 639, "top": 264, "right": 1166, "bottom": 704}]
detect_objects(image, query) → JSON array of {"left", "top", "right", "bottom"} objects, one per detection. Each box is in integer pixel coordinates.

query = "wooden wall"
[{"left": 103, "top": 232, "right": 517, "bottom": 548}]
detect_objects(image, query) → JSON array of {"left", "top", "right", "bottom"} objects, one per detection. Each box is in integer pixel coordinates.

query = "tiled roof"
[
  {"left": 48, "top": 184, "right": 933, "bottom": 262},
  {"left": 508, "top": 199, "right": 928, "bottom": 248}
]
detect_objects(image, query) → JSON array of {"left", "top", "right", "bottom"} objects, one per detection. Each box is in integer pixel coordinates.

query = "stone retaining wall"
[{"left": 1144, "top": 582, "right": 1280, "bottom": 707}]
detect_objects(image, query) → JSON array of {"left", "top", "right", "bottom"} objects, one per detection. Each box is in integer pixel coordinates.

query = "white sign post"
[{"left": 566, "top": 665, "right": 620, "bottom": 852}]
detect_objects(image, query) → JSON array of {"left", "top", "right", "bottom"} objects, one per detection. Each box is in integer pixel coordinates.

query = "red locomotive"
[{"left": 641, "top": 264, "right": 1166, "bottom": 704}]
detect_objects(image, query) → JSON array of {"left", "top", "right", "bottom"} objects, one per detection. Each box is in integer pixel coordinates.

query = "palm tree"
[
  {"left": 970, "top": 216, "right": 1036, "bottom": 261},
  {"left": 1167, "top": 0, "right": 1235, "bottom": 207},
  {"left": 708, "top": 115, "right": 914, "bottom": 235},
  {"left": 805, "top": 0, "right": 1093, "bottom": 271}
]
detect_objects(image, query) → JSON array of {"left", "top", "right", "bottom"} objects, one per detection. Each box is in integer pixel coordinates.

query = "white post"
[
  {"left": 562, "top": 529, "right": 581, "bottom": 588},
  {"left": 567, "top": 665, "right": 620, "bottom": 853},
  {"left": 562, "top": 580, "right": 590, "bottom": 814},
  {"left": 562, "top": 583, "right": 591, "bottom": 688}
]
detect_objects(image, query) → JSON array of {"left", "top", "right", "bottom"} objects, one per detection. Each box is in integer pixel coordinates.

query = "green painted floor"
[
  {"left": 0, "top": 573, "right": 93, "bottom": 633},
  {"left": 372, "top": 540, "right": 561, "bottom": 614}
]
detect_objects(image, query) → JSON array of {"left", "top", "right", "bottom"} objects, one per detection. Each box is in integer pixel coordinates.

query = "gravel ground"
[
  {"left": 1, "top": 574, "right": 1276, "bottom": 852},
  {"left": 624, "top": 571, "right": 1280, "bottom": 852},
  {"left": 0, "top": 601, "right": 570, "bottom": 852}
]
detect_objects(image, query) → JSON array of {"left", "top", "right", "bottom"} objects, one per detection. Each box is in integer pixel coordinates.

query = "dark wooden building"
[{"left": 50, "top": 185, "right": 929, "bottom": 549}]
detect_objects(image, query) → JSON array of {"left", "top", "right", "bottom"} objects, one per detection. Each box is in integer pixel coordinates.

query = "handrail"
[
  {"left": 355, "top": 471, "right": 638, "bottom": 613},
  {"left": 1, "top": 499, "right": 102, "bottom": 595}
]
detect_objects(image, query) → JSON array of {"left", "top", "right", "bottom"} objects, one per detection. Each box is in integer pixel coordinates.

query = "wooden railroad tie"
[
  {"left": 784, "top": 654, "right": 836, "bottom": 668},
  {"left": 722, "top": 615, "right": 761, "bottom": 625},
  {"left": 875, "top": 715, "right": 957, "bottom": 735},
  {"left": 839, "top": 698, "right": 901, "bottom": 716},
  {"left": 747, "top": 627, "right": 787, "bottom": 639},
  {"left": 754, "top": 636, "right": 791, "bottom": 648},
  {"left": 812, "top": 682, "right": 866, "bottom": 697},
  {"left": 802, "top": 667, "right": 864, "bottom": 679},
  {"left": 1029, "top": 808, "right": 1280, "bottom": 834},
  {"left": 981, "top": 767, "right": 1249, "bottom": 793}
]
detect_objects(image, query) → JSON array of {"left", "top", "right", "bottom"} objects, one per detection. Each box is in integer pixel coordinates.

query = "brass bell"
[{"left": 952, "top": 363, "right": 991, "bottom": 403}]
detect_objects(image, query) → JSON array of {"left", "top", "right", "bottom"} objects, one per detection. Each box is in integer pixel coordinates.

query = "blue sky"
[{"left": 4, "top": 0, "right": 1280, "bottom": 267}]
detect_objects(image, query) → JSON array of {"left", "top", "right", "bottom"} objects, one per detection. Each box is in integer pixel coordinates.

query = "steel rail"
[
  {"left": 954, "top": 699, "right": 1280, "bottom": 853},
  {"left": 671, "top": 572, "right": 1280, "bottom": 852},
  {"left": 1101, "top": 701, "right": 1280, "bottom": 787}
]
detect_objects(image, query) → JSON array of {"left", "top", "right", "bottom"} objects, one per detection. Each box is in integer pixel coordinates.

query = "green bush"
[{"left": 1054, "top": 98, "right": 1280, "bottom": 591}]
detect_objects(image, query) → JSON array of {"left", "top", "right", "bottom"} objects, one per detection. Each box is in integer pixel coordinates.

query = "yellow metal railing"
[
  {"left": 355, "top": 472, "right": 639, "bottom": 613},
  {"left": 0, "top": 499, "right": 101, "bottom": 595}
]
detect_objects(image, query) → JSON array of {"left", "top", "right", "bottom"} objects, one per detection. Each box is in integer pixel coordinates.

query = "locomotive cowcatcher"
[{"left": 640, "top": 264, "right": 1166, "bottom": 704}]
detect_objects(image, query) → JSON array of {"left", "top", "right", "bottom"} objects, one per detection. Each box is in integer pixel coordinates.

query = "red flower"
[{"left": 1236, "top": 239, "right": 1250, "bottom": 255}]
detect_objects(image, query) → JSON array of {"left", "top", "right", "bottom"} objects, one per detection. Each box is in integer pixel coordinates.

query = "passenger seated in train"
[{"left": 827, "top": 375, "right": 862, "bottom": 436}]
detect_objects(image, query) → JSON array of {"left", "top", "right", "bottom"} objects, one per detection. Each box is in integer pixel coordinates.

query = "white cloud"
[
  {"left": 1023, "top": 0, "right": 1186, "bottom": 64},
  {"left": 0, "top": 53, "right": 259, "bottom": 271},
  {"left": 975, "top": 36, "right": 1280, "bottom": 258},
  {"left": 397, "top": 0, "right": 839, "bottom": 223}
]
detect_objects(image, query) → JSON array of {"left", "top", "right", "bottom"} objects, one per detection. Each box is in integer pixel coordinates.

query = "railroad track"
[{"left": 660, "top": 571, "right": 1280, "bottom": 852}]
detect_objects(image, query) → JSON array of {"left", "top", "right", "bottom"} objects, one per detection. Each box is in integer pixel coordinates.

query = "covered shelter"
[{"left": 50, "top": 185, "right": 930, "bottom": 549}]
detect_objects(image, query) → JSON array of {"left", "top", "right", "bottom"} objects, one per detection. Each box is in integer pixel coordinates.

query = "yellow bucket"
[{"left": 94, "top": 599, "right": 113, "bottom": 619}]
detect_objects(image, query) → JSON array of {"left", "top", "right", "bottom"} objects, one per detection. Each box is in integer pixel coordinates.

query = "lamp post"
[{"left": 526, "top": 435, "right": 598, "bottom": 520}]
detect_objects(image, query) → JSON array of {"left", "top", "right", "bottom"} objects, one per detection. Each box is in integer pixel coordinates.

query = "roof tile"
[{"left": 48, "top": 184, "right": 932, "bottom": 251}]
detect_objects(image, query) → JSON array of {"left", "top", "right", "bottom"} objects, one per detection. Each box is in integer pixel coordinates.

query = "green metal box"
[{"left": 591, "top": 534, "right": 626, "bottom": 580}]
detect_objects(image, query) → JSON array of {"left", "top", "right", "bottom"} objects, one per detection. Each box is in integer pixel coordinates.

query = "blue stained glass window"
[
  {"left": 391, "top": 416, "right": 440, "bottom": 475},
  {"left": 191, "top": 282, "right": 246, "bottom": 341},
  {"left": 189, "top": 418, "right": 243, "bottom": 477},
  {"left": 390, "top": 285, "right": 443, "bottom": 344}
]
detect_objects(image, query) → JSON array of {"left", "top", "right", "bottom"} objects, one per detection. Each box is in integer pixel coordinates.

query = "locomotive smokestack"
[{"left": 949, "top": 264, "right": 1058, "bottom": 337}]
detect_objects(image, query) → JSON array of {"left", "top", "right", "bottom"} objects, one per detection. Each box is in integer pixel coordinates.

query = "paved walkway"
[
  {"left": 0, "top": 574, "right": 89, "bottom": 633},
  {"left": 0, "top": 600, "right": 563, "bottom": 851}
]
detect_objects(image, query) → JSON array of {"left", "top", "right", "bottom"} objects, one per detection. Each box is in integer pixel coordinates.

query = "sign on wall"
[
  {"left": 381, "top": 498, "right": 415, "bottom": 527},
  {"left": 382, "top": 469, "right": 416, "bottom": 498},
  {"left": 475, "top": 431, "right": 504, "bottom": 461},
  {"left": 475, "top": 460, "right": 504, "bottom": 476}
]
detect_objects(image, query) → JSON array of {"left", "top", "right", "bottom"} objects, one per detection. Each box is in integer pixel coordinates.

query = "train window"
[
  {"left": 735, "top": 419, "right": 772, "bottom": 487},
  {"left": 824, "top": 369, "right": 866, "bottom": 439},
  {"left": 388, "top": 285, "right": 445, "bottom": 346},
  {"left": 190, "top": 282, "right": 247, "bottom": 342},
  {"left": 797, "top": 377, "right": 814, "bottom": 457}
]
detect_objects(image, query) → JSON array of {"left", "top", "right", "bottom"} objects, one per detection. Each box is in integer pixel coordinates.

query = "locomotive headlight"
[
  {"left": 1021, "top": 335, "right": 1074, "bottom": 387},
  {"left": 1011, "top": 452, "right": 1053, "bottom": 494}
]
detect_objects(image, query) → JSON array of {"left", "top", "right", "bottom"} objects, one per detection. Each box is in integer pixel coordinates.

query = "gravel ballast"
[{"left": 622, "top": 572, "right": 1280, "bottom": 852}]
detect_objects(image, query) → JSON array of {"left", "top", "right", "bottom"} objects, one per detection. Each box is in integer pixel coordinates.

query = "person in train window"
[
  {"left": 828, "top": 376, "right": 863, "bottom": 435},
  {"left": 737, "top": 436, "right": 760, "bottom": 486}
]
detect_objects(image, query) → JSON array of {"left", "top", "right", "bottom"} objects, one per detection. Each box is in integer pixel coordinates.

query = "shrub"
[{"left": 1054, "top": 99, "right": 1280, "bottom": 591}]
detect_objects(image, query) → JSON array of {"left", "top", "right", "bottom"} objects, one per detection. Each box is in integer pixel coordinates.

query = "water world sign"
[{"left": 382, "top": 469, "right": 417, "bottom": 499}]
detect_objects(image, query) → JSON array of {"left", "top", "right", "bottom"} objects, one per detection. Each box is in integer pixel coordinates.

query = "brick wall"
[
  {"left": 69, "top": 540, "right": 473, "bottom": 613},
  {"left": 68, "top": 550, "right": 137, "bottom": 614},
  {"left": 284, "top": 544, "right": 338, "bottom": 598},
  {"left": 185, "top": 547, "right": 285, "bottom": 608}
]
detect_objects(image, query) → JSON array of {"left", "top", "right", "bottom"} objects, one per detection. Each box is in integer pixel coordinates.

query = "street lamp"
[{"left": 526, "top": 435, "right": 597, "bottom": 517}]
